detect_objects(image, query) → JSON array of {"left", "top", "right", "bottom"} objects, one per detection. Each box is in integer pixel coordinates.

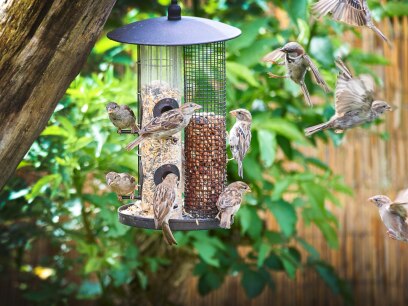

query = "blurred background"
[{"left": 1, "top": 0, "right": 408, "bottom": 305}]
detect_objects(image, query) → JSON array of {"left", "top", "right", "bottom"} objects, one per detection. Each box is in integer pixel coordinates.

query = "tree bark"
[{"left": 0, "top": 0, "right": 117, "bottom": 189}]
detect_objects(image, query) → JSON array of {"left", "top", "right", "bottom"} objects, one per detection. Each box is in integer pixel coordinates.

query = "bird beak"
[
  {"left": 107, "top": 109, "right": 114, "bottom": 114},
  {"left": 246, "top": 187, "right": 252, "bottom": 193},
  {"left": 194, "top": 104, "right": 202, "bottom": 111},
  {"left": 107, "top": 179, "right": 112, "bottom": 185},
  {"left": 387, "top": 105, "right": 393, "bottom": 112},
  {"left": 368, "top": 197, "right": 375, "bottom": 203},
  {"left": 280, "top": 47, "right": 287, "bottom": 53},
  {"left": 229, "top": 110, "right": 237, "bottom": 117}
]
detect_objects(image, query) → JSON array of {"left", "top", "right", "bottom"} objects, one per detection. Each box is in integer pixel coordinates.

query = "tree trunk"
[{"left": 0, "top": 0, "right": 117, "bottom": 190}]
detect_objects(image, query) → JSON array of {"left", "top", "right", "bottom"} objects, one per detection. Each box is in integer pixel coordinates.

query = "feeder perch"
[{"left": 107, "top": 0, "right": 240, "bottom": 231}]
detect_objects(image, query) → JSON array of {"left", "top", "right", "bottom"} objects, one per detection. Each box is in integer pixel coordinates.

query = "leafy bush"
[{"left": 1, "top": 0, "right": 402, "bottom": 305}]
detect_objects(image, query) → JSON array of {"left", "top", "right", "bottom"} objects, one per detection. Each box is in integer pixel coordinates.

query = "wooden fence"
[{"left": 185, "top": 13, "right": 408, "bottom": 306}]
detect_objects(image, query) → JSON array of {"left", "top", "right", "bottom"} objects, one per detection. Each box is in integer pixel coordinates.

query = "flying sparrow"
[
  {"left": 126, "top": 103, "right": 202, "bottom": 151},
  {"left": 153, "top": 173, "right": 179, "bottom": 245},
  {"left": 369, "top": 191, "right": 408, "bottom": 242},
  {"left": 229, "top": 109, "right": 252, "bottom": 179},
  {"left": 105, "top": 172, "right": 137, "bottom": 201},
  {"left": 106, "top": 102, "right": 139, "bottom": 134},
  {"left": 262, "top": 42, "right": 330, "bottom": 107},
  {"left": 304, "top": 58, "right": 392, "bottom": 136},
  {"left": 312, "top": 0, "right": 390, "bottom": 45},
  {"left": 216, "top": 181, "right": 251, "bottom": 229}
]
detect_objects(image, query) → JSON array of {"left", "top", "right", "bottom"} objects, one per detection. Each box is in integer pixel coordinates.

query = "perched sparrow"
[
  {"left": 262, "top": 42, "right": 329, "bottom": 106},
  {"left": 153, "top": 173, "right": 179, "bottom": 245},
  {"left": 105, "top": 172, "right": 137, "bottom": 201},
  {"left": 369, "top": 191, "right": 408, "bottom": 242},
  {"left": 229, "top": 109, "right": 252, "bottom": 179},
  {"left": 126, "top": 103, "right": 202, "bottom": 151},
  {"left": 304, "top": 58, "right": 392, "bottom": 136},
  {"left": 312, "top": 0, "right": 390, "bottom": 45},
  {"left": 216, "top": 181, "right": 251, "bottom": 229},
  {"left": 106, "top": 102, "right": 139, "bottom": 134}
]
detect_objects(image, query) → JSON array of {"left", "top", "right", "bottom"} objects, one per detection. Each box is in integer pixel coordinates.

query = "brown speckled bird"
[
  {"left": 106, "top": 172, "right": 137, "bottom": 201},
  {"left": 304, "top": 58, "right": 392, "bottom": 136},
  {"left": 216, "top": 181, "right": 251, "bottom": 229},
  {"left": 369, "top": 190, "right": 408, "bottom": 242},
  {"left": 229, "top": 109, "right": 252, "bottom": 179},
  {"left": 126, "top": 103, "right": 202, "bottom": 151},
  {"left": 312, "top": 0, "right": 390, "bottom": 45},
  {"left": 153, "top": 173, "right": 179, "bottom": 245},
  {"left": 262, "top": 42, "right": 329, "bottom": 106},
  {"left": 106, "top": 102, "right": 139, "bottom": 134}
]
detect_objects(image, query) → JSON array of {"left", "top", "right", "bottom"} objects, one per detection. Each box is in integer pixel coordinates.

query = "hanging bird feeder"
[{"left": 107, "top": 0, "right": 241, "bottom": 230}]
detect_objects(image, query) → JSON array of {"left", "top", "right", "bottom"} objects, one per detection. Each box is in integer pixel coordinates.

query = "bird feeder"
[{"left": 107, "top": 0, "right": 240, "bottom": 230}]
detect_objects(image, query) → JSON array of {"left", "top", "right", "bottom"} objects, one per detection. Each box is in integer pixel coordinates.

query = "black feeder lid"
[{"left": 107, "top": 2, "right": 241, "bottom": 46}]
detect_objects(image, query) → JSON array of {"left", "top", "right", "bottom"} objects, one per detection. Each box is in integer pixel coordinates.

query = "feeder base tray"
[{"left": 118, "top": 204, "right": 221, "bottom": 231}]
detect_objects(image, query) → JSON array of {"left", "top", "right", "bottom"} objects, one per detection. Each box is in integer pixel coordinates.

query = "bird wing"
[
  {"left": 303, "top": 54, "right": 330, "bottom": 92},
  {"left": 313, "top": 0, "right": 368, "bottom": 27},
  {"left": 395, "top": 189, "right": 408, "bottom": 204},
  {"left": 217, "top": 188, "right": 241, "bottom": 211},
  {"left": 123, "top": 105, "right": 136, "bottom": 119},
  {"left": 262, "top": 48, "right": 285, "bottom": 64},
  {"left": 334, "top": 60, "right": 374, "bottom": 116},
  {"left": 388, "top": 203, "right": 408, "bottom": 232},
  {"left": 153, "top": 183, "right": 175, "bottom": 225},
  {"left": 140, "top": 109, "right": 183, "bottom": 135},
  {"left": 230, "top": 123, "right": 251, "bottom": 161}
]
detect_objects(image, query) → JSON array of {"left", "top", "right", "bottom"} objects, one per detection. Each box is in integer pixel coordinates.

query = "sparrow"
[
  {"left": 262, "top": 42, "right": 330, "bottom": 107},
  {"left": 153, "top": 173, "right": 179, "bottom": 245},
  {"left": 106, "top": 102, "right": 139, "bottom": 134},
  {"left": 229, "top": 109, "right": 252, "bottom": 179},
  {"left": 105, "top": 172, "right": 137, "bottom": 201},
  {"left": 312, "top": 0, "right": 390, "bottom": 45},
  {"left": 216, "top": 181, "right": 251, "bottom": 229},
  {"left": 369, "top": 191, "right": 408, "bottom": 242},
  {"left": 304, "top": 58, "right": 392, "bottom": 136},
  {"left": 126, "top": 103, "right": 202, "bottom": 151}
]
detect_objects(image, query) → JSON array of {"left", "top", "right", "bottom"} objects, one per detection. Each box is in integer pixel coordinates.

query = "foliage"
[{"left": 1, "top": 0, "right": 405, "bottom": 305}]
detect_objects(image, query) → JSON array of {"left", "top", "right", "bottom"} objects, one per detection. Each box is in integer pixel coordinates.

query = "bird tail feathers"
[
  {"left": 304, "top": 122, "right": 331, "bottom": 137},
  {"left": 126, "top": 136, "right": 143, "bottom": 151},
  {"left": 238, "top": 160, "right": 243, "bottom": 179},
  {"left": 370, "top": 25, "right": 391, "bottom": 47},
  {"left": 219, "top": 213, "right": 232, "bottom": 229},
  {"left": 162, "top": 222, "right": 177, "bottom": 245},
  {"left": 300, "top": 83, "right": 312, "bottom": 107}
]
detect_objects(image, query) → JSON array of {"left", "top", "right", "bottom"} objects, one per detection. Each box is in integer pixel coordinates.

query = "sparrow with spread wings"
[
  {"left": 262, "top": 42, "right": 330, "bottom": 107},
  {"left": 126, "top": 103, "right": 202, "bottom": 151},
  {"left": 369, "top": 189, "right": 408, "bottom": 243},
  {"left": 312, "top": 0, "right": 390, "bottom": 45},
  {"left": 304, "top": 58, "right": 392, "bottom": 136}
]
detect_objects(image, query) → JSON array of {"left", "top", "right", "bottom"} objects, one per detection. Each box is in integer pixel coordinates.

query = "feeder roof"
[{"left": 107, "top": 16, "right": 241, "bottom": 46}]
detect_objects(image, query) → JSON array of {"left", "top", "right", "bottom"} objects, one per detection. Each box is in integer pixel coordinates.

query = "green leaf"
[
  {"left": 228, "top": 18, "right": 268, "bottom": 52},
  {"left": 284, "top": 0, "right": 308, "bottom": 23},
  {"left": 267, "top": 199, "right": 297, "bottom": 237},
  {"left": 193, "top": 241, "right": 220, "bottom": 267},
  {"left": 84, "top": 258, "right": 103, "bottom": 274},
  {"left": 137, "top": 271, "right": 148, "bottom": 290},
  {"left": 68, "top": 137, "right": 93, "bottom": 152},
  {"left": 237, "top": 206, "right": 263, "bottom": 239},
  {"left": 198, "top": 271, "right": 223, "bottom": 295},
  {"left": 253, "top": 118, "right": 308, "bottom": 144},
  {"left": 257, "top": 130, "right": 277, "bottom": 168},
  {"left": 257, "top": 242, "right": 272, "bottom": 268},
  {"left": 41, "top": 125, "right": 69, "bottom": 138},
  {"left": 26, "top": 174, "right": 61, "bottom": 200},
  {"left": 77, "top": 281, "right": 102, "bottom": 299},
  {"left": 226, "top": 61, "right": 260, "bottom": 87},
  {"left": 241, "top": 269, "right": 266, "bottom": 298},
  {"left": 383, "top": 2, "right": 408, "bottom": 17}
]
